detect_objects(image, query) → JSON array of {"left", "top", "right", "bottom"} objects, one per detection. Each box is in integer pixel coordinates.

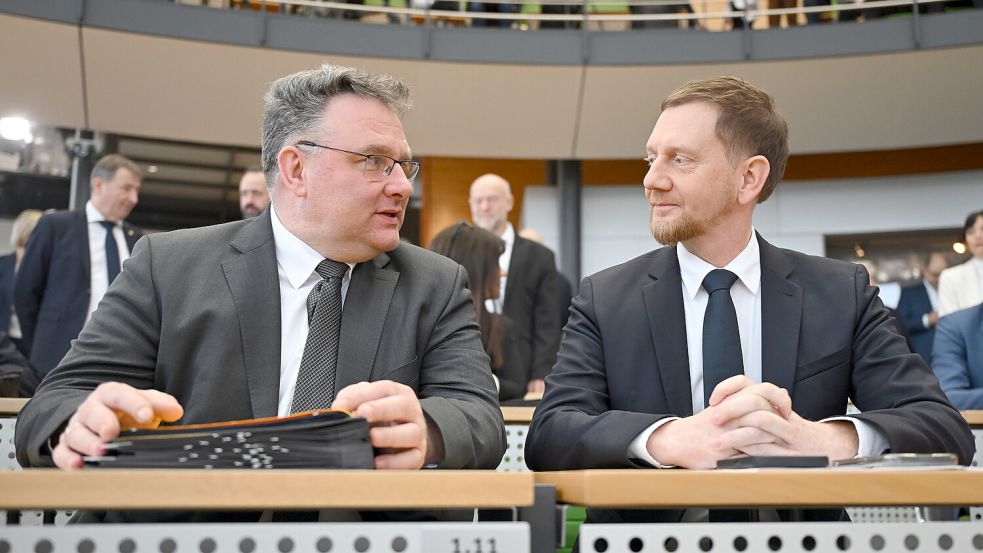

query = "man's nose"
[{"left": 386, "top": 167, "right": 413, "bottom": 197}]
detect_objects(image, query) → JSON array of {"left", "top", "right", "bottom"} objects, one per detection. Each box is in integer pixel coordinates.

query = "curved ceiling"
[{"left": 1, "top": 2, "right": 982, "bottom": 158}]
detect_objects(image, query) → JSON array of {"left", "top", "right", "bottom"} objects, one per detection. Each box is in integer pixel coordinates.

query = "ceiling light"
[
  {"left": 0, "top": 116, "right": 32, "bottom": 142},
  {"left": 953, "top": 242, "right": 967, "bottom": 254},
  {"left": 147, "top": 165, "right": 159, "bottom": 174}
]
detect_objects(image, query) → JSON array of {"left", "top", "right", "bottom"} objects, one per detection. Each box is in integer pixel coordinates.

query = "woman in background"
[
  {"left": 938, "top": 210, "right": 983, "bottom": 316},
  {"left": 0, "top": 209, "right": 43, "bottom": 355},
  {"left": 430, "top": 222, "right": 523, "bottom": 401}
]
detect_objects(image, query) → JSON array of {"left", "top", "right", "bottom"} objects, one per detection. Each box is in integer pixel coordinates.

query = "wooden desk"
[
  {"left": 534, "top": 469, "right": 983, "bottom": 508},
  {"left": 0, "top": 397, "right": 28, "bottom": 415},
  {"left": 501, "top": 406, "right": 534, "bottom": 424},
  {"left": 962, "top": 410, "right": 983, "bottom": 426},
  {"left": 0, "top": 469, "right": 533, "bottom": 510}
]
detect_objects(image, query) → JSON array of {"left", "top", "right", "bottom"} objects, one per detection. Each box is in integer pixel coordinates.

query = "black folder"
[{"left": 83, "top": 410, "right": 374, "bottom": 469}]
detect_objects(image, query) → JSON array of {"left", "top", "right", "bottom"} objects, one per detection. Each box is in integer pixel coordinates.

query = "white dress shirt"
[
  {"left": 85, "top": 201, "right": 131, "bottom": 320},
  {"left": 629, "top": 229, "right": 887, "bottom": 466},
  {"left": 922, "top": 279, "right": 939, "bottom": 329},
  {"left": 485, "top": 222, "right": 516, "bottom": 316},
  {"left": 270, "top": 205, "right": 354, "bottom": 417}
]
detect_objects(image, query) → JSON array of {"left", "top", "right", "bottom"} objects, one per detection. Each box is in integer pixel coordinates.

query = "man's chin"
[{"left": 651, "top": 220, "right": 701, "bottom": 245}]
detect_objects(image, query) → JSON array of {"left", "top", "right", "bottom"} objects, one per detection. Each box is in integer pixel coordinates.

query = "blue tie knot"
[
  {"left": 315, "top": 259, "right": 348, "bottom": 281},
  {"left": 702, "top": 269, "right": 738, "bottom": 294}
]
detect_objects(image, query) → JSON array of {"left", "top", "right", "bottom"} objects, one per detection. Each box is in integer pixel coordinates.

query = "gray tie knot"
[
  {"left": 315, "top": 259, "right": 348, "bottom": 281},
  {"left": 702, "top": 269, "right": 738, "bottom": 294}
]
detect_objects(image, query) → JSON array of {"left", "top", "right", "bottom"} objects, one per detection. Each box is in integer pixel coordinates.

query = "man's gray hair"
[
  {"left": 90, "top": 154, "right": 143, "bottom": 184},
  {"left": 260, "top": 64, "right": 412, "bottom": 189}
]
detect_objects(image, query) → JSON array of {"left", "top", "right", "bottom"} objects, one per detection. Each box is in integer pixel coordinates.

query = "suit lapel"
[
  {"left": 503, "top": 236, "right": 528, "bottom": 311},
  {"left": 75, "top": 209, "right": 91, "bottom": 279},
  {"left": 123, "top": 223, "right": 140, "bottom": 252},
  {"left": 222, "top": 212, "right": 281, "bottom": 418},
  {"left": 335, "top": 253, "right": 398, "bottom": 390},
  {"left": 642, "top": 247, "right": 693, "bottom": 417},
  {"left": 759, "top": 236, "right": 802, "bottom": 395}
]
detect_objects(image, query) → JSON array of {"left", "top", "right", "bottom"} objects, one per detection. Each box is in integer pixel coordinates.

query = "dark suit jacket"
[
  {"left": 898, "top": 281, "right": 937, "bottom": 363},
  {"left": 13, "top": 208, "right": 142, "bottom": 378},
  {"left": 0, "top": 253, "right": 14, "bottom": 333},
  {"left": 932, "top": 305, "right": 983, "bottom": 410},
  {"left": 526, "top": 235, "right": 974, "bottom": 526},
  {"left": 15, "top": 210, "right": 506, "bottom": 522},
  {"left": 0, "top": 330, "right": 31, "bottom": 397},
  {"left": 501, "top": 236, "right": 562, "bottom": 385}
]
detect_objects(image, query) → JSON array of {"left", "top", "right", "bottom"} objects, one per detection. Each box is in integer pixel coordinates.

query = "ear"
[
  {"left": 737, "top": 155, "right": 769, "bottom": 206},
  {"left": 90, "top": 176, "right": 104, "bottom": 195},
  {"left": 277, "top": 146, "right": 307, "bottom": 199},
  {"left": 504, "top": 194, "right": 515, "bottom": 213}
]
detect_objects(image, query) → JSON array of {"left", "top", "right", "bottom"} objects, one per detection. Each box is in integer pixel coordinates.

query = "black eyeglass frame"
[{"left": 294, "top": 140, "right": 421, "bottom": 182}]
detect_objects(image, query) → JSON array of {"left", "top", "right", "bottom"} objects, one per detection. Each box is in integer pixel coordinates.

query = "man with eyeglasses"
[{"left": 16, "top": 64, "right": 506, "bottom": 522}]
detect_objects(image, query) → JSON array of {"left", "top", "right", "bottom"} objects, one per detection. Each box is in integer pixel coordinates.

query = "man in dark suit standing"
[
  {"left": 14, "top": 155, "right": 143, "bottom": 384},
  {"left": 898, "top": 252, "right": 949, "bottom": 364},
  {"left": 15, "top": 65, "right": 505, "bottom": 517},
  {"left": 933, "top": 303, "right": 983, "bottom": 410},
  {"left": 469, "top": 173, "right": 562, "bottom": 396},
  {"left": 526, "top": 76, "right": 973, "bottom": 527}
]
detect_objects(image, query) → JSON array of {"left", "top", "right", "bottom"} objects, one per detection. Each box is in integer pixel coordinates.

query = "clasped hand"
[
  {"left": 53, "top": 380, "right": 435, "bottom": 471},
  {"left": 647, "top": 375, "right": 858, "bottom": 469}
]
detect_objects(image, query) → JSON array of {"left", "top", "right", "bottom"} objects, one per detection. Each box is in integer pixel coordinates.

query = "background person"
[
  {"left": 13, "top": 155, "right": 143, "bottom": 383},
  {"left": 898, "top": 252, "right": 949, "bottom": 364},
  {"left": 932, "top": 304, "right": 983, "bottom": 410},
  {"left": 0, "top": 209, "right": 43, "bottom": 356},
  {"left": 431, "top": 222, "right": 527, "bottom": 401},
  {"left": 238, "top": 168, "right": 270, "bottom": 219},
  {"left": 938, "top": 210, "right": 983, "bottom": 316},
  {"left": 469, "top": 173, "right": 562, "bottom": 395}
]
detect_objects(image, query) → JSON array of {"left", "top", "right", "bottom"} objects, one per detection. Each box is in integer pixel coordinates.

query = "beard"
[
  {"left": 650, "top": 213, "right": 707, "bottom": 245},
  {"left": 473, "top": 213, "right": 504, "bottom": 233},
  {"left": 649, "top": 188, "right": 735, "bottom": 245}
]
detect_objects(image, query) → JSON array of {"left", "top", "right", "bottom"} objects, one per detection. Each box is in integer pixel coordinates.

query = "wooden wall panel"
[
  {"left": 420, "top": 158, "right": 546, "bottom": 247},
  {"left": 578, "top": 142, "right": 983, "bottom": 186}
]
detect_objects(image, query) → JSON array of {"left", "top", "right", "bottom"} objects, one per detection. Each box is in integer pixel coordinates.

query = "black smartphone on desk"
[{"left": 716, "top": 455, "right": 829, "bottom": 469}]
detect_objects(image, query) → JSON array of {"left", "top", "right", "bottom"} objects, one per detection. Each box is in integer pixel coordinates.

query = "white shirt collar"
[
  {"left": 501, "top": 222, "right": 516, "bottom": 248},
  {"left": 972, "top": 257, "right": 983, "bottom": 271},
  {"left": 677, "top": 228, "right": 761, "bottom": 300},
  {"left": 85, "top": 200, "right": 111, "bottom": 224},
  {"left": 269, "top": 204, "right": 352, "bottom": 290}
]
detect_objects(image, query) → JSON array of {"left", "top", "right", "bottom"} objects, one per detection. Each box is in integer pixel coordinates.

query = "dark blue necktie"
[
  {"left": 702, "top": 269, "right": 744, "bottom": 406},
  {"left": 100, "top": 221, "right": 121, "bottom": 284}
]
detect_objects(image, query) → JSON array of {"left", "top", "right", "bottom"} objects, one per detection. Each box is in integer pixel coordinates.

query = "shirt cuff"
[
  {"left": 822, "top": 416, "right": 890, "bottom": 458},
  {"left": 627, "top": 417, "right": 680, "bottom": 468}
]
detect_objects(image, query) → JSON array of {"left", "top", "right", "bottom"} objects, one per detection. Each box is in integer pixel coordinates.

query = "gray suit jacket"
[{"left": 16, "top": 210, "right": 505, "bottom": 475}]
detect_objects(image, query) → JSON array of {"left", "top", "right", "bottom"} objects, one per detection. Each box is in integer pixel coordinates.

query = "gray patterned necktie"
[{"left": 289, "top": 258, "right": 349, "bottom": 413}]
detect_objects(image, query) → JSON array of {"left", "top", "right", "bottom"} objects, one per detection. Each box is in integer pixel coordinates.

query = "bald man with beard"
[{"left": 469, "top": 174, "right": 563, "bottom": 398}]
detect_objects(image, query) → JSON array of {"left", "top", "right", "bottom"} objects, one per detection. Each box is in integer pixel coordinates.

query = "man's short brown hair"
[{"left": 662, "top": 76, "right": 788, "bottom": 203}]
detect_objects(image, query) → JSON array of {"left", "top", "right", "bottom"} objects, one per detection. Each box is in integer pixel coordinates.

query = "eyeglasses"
[{"left": 295, "top": 140, "right": 421, "bottom": 183}]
